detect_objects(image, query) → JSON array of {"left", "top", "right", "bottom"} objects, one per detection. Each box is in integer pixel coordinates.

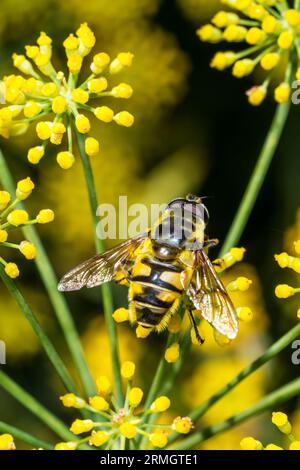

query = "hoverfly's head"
[
  {"left": 168, "top": 194, "right": 209, "bottom": 226},
  {"left": 151, "top": 195, "right": 208, "bottom": 253}
]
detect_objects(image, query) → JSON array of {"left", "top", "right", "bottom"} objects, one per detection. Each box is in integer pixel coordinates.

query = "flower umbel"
[
  {"left": 197, "top": 1, "right": 300, "bottom": 105},
  {"left": 0, "top": 177, "right": 54, "bottom": 278},
  {"left": 0, "top": 24, "right": 134, "bottom": 169},
  {"left": 58, "top": 362, "right": 192, "bottom": 450},
  {"left": 241, "top": 411, "right": 300, "bottom": 450}
]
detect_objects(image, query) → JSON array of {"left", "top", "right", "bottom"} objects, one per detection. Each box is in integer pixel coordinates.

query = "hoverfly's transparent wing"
[
  {"left": 58, "top": 234, "right": 147, "bottom": 292},
  {"left": 187, "top": 250, "right": 238, "bottom": 339}
]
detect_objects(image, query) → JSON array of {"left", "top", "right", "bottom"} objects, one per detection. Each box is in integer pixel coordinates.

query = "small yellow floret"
[
  {"left": 19, "top": 241, "right": 36, "bottom": 260},
  {"left": 275, "top": 284, "right": 295, "bottom": 299},
  {"left": 121, "top": 361, "right": 135, "bottom": 379},
  {"left": 164, "top": 342, "right": 180, "bottom": 363},
  {"left": 119, "top": 422, "right": 137, "bottom": 439},
  {"left": 128, "top": 387, "right": 143, "bottom": 408},
  {"left": 240, "top": 436, "right": 263, "bottom": 450},
  {"left": 112, "top": 307, "right": 129, "bottom": 323},
  {"left": 89, "top": 396, "right": 110, "bottom": 411},
  {"left": 150, "top": 396, "right": 170, "bottom": 413},
  {"left": 57, "top": 151, "right": 75, "bottom": 170},
  {"left": 70, "top": 419, "right": 94, "bottom": 435},
  {"left": 85, "top": 137, "right": 100, "bottom": 157},
  {"left": 36, "top": 209, "right": 55, "bottom": 224},
  {"left": 4, "top": 263, "right": 19, "bottom": 279},
  {"left": 7, "top": 209, "right": 29, "bottom": 226}
]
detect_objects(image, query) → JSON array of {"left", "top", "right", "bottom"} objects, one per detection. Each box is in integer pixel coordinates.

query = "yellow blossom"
[
  {"left": 119, "top": 422, "right": 137, "bottom": 439},
  {"left": 149, "top": 432, "right": 168, "bottom": 448},
  {"left": 96, "top": 376, "right": 112, "bottom": 396},
  {"left": 19, "top": 241, "right": 36, "bottom": 260},
  {"left": 4, "top": 263, "right": 20, "bottom": 279},
  {"left": 240, "top": 436, "right": 263, "bottom": 450},
  {"left": 275, "top": 284, "right": 296, "bottom": 299},
  {"left": 151, "top": 396, "right": 170, "bottom": 413},
  {"left": 89, "top": 396, "right": 110, "bottom": 411},
  {"left": 164, "top": 342, "right": 180, "bottom": 363},
  {"left": 0, "top": 26, "right": 134, "bottom": 168},
  {"left": 85, "top": 137, "right": 100, "bottom": 157},
  {"left": 173, "top": 416, "right": 193, "bottom": 434},
  {"left": 36, "top": 209, "right": 55, "bottom": 224},
  {"left": 121, "top": 361, "right": 135, "bottom": 379},
  {"left": 112, "top": 308, "right": 129, "bottom": 323},
  {"left": 128, "top": 387, "right": 143, "bottom": 408},
  {"left": 89, "top": 431, "right": 110, "bottom": 447},
  {"left": 60, "top": 393, "right": 85, "bottom": 409},
  {"left": 70, "top": 419, "right": 94, "bottom": 435},
  {"left": 0, "top": 434, "right": 16, "bottom": 450},
  {"left": 55, "top": 442, "right": 78, "bottom": 450}
]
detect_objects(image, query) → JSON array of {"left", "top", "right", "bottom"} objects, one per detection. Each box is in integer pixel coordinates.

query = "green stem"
[
  {"left": 75, "top": 129, "right": 123, "bottom": 406},
  {"left": 220, "top": 63, "right": 294, "bottom": 256},
  {"left": 0, "top": 148, "right": 95, "bottom": 397},
  {"left": 172, "top": 376, "right": 300, "bottom": 450},
  {"left": 0, "top": 265, "right": 77, "bottom": 393},
  {"left": 0, "top": 371, "right": 73, "bottom": 441},
  {"left": 0, "top": 421, "right": 53, "bottom": 449},
  {"left": 296, "top": 0, "right": 300, "bottom": 12},
  {"left": 167, "top": 320, "right": 300, "bottom": 446}
]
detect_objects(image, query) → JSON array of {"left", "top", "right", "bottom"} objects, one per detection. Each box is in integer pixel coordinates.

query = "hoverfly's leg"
[
  {"left": 203, "top": 238, "right": 219, "bottom": 249},
  {"left": 188, "top": 309, "right": 204, "bottom": 345},
  {"left": 155, "top": 297, "right": 181, "bottom": 332}
]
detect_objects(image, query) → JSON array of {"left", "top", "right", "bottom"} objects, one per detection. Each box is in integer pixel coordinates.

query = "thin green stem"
[
  {"left": 0, "top": 148, "right": 95, "bottom": 397},
  {"left": 0, "top": 421, "right": 53, "bottom": 449},
  {"left": 296, "top": 0, "right": 300, "bottom": 11},
  {"left": 0, "top": 265, "right": 78, "bottom": 393},
  {"left": 172, "top": 376, "right": 300, "bottom": 450},
  {"left": 220, "top": 59, "right": 294, "bottom": 256},
  {"left": 0, "top": 371, "right": 74, "bottom": 441},
  {"left": 75, "top": 129, "right": 123, "bottom": 406},
  {"left": 167, "top": 320, "right": 300, "bottom": 446}
]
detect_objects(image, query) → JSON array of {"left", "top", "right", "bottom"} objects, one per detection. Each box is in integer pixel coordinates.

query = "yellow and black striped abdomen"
[{"left": 128, "top": 256, "right": 184, "bottom": 331}]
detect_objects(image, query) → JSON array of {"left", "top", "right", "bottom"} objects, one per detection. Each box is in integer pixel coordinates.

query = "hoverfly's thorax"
[{"left": 150, "top": 198, "right": 207, "bottom": 251}]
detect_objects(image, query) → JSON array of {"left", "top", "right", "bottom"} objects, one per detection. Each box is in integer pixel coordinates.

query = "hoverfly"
[{"left": 58, "top": 195, "right": 238, "bottom": 343}]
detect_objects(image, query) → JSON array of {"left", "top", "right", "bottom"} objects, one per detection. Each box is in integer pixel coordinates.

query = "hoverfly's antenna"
[{"left": 188, "top": 310, "right": 204, "bottom": 345}]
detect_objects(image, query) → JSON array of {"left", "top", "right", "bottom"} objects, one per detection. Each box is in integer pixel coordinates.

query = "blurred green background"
[{"left": 0, "top": 0, "right": 300, "bottom": 449}]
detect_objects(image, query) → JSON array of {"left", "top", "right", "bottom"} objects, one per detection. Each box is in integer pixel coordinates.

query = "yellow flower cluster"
[
  {"left": 0, "top": 24, "right": 134, "bottom": 169},
  {"left": 274, "top": 240, "right": 300, "bottom": 314},
  {"left": 57, "top": 361, "right": 192, "bottom": 450},
  {"left": 241, "top": 411, "right": 300, "bottom": 450},
  {"left": 0, "top": 177, "right": 54, "bottom": 278},
  {"left": 113, "top": 246, "right": 252, "bottom": 352},
  {"left": 197, "top": 0, "right": 300, "bottom": 105}
]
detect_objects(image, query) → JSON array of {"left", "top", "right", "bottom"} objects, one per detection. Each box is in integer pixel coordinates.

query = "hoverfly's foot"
[
  {"left": 195, "top": 329, "right": 205, "bottom": 345},
  {"left": 212, "top": 259, "right": 224, "bottom": 267},
  {"left": 204, "top": 238, "right": 219, "bottom": 249}
]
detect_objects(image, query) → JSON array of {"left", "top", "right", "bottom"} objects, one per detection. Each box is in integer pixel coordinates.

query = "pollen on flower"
[
  {"left": 0, "top": 25, "right": 134, "bottom": 169},
  {"left": 173, "top": 416, "right": 193, "bottom": 434}
]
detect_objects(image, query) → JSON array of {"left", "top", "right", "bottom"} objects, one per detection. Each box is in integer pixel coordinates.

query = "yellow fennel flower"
[
  {"left": 59, "top": 366, "right": 192, "bottom": 449},
  {"left": 0, "top": 24, "right": 134, "bottom": 169},
  {"left": 198, "top": 1, "right": 300, "bottom": 105},
  {"left": 0, "top": 178, "right": 54, "bottom": 278}
]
